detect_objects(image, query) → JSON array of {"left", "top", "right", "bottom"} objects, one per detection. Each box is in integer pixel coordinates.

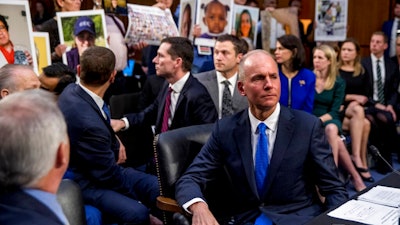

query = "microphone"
[{"left": 369, "top": 145, "right": 400, "bottom": 176}]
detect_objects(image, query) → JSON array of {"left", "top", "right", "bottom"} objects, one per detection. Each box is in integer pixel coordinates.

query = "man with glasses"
[{"left": 0, "top": 15, "right": 33, "bottom": 67}]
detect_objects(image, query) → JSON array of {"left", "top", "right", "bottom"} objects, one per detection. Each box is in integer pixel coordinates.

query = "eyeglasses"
[
  {"left": 0, "top": 25, "right": 6, "bottom": 31},
  {"left": 64, "top": 0, "right": 83, "bottom": 2}
]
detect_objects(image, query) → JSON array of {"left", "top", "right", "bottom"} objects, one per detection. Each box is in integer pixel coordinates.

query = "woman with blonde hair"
[
  {"left": 313, "top": 44, "right": 366, "bottom": 192},
  {"left": 338, "top": 38, "right": 373, "bottom": 182}
]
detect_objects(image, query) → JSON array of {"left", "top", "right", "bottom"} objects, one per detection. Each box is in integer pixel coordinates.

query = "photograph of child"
[
  {"left": 179, "top": 0, "right": 196, "bottom": 40},
  {"left": 0, "top": 0, "right": 38, "bottom": 73},
  {"left": 56, "top": 10, "right": 108, "bottom": 70},
  {"left": 233, "top": 4, "right": 259, "bottom": 48},
  {"left": 195, "top": 0, "right": 233, "bottom": 47}
]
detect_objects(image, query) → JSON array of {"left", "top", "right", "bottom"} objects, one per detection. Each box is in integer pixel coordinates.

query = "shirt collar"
[
  {"left": 170, "top": 72, "right": 190, "bottom": 93},
  {"left": 216, "top": 71, "right": 238, "bottom": 85},
  {"left": 78, "top": 82, "right": 105, "bottom": 110},
  {"left": 248, "top": 103, "right": 280, "bottom": 134},
  {"left": 24, "top": 189, "right": 69, "bottom": 225}
]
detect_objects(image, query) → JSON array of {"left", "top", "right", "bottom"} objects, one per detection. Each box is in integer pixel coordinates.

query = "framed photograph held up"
[
  {"left": 56, "top": 9, "right": 108, "bottom": 70},
  {"left": 33, "top": 31, "right": 51, "bottom": 74},
  {"left": 125, "top": 4, "right": 178, "bottom": 46},
  {"left": 0, "top": 0, "right": 38, "bottom": 73}
]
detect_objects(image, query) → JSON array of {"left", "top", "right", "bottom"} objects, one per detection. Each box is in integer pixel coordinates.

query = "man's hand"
[
  {"left": 116, "top": 136, "right": 127, "bottom": 164},
  {"left": 189, "top": 202, "right": 219, "bottom": 225},
  {"left": 111, "top": 119, "right": 126, "bottom": 132}
]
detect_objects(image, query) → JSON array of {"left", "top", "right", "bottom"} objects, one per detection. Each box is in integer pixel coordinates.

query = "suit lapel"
[
  {"left": 263, "top": 107, "right": 295, "bottom": 195},
  {"left": 208, "top": 71, "right": 219, "bottom": 109},
  {"left": 156, "top": 82, "right": 170, "bottom": 129},
  {"left": 233, "top": 110, "right": 259, "bottom": 197},
  {"left": 75, "top": 85, "right": 114, "bottom": 133}
]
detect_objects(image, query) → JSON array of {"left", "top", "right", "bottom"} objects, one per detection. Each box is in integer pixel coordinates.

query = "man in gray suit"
[{"left": 194, "top": 34, "right": 249, "bottom": 119}]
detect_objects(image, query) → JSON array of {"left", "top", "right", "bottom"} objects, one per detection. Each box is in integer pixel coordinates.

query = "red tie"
[{"left": 161, "top": 87, "right": 173, "bottom": 133}]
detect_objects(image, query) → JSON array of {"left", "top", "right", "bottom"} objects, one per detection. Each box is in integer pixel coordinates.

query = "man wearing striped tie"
[{"left": 362, "top": 31, "right": 400, "bottom": 174}]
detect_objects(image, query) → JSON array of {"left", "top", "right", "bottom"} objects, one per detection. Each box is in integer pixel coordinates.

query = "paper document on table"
[
  {"left": 327, "top": 199, "right": 400, "bottom": 225},
  {"left": 358, "top": 185, "right": 400, "bottom": 208}
]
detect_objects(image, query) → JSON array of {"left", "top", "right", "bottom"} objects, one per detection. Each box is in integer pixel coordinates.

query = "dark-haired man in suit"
[
  {"left": 112, "top": 37, "right": 217, "bottom": 134},
  {"left": 194, "top": 34, "right": 248, "bottom": 119},
  {"left": 58, "top": 46, "right": 162, "bottom": 225},
  {"left": 361, "top": 31, "right": 400, "bottom": 173},
  {"left": 176, "top": 50, "right": 348, "bottom": 225}
]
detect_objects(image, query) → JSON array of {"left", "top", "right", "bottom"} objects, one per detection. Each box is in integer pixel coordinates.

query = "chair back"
[
  {"left": 154, "top": 123, "right": 214, "bottom": 198},
  {"left": 109, "top": 92, "right": 154, "bottom": 168},
  {"left": 57, "top": 179, "right": 87, "bottom": 225}
]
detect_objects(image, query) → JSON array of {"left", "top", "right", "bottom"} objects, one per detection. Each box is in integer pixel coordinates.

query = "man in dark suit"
[
  {"left": 175, "top": 50, "right": 348, "bottom": 225},
  {"left": 361, "top": 31, "right": 400, "bottom": 173},
  {"left": 58, "top": 46, "right": 162, "bottom": 225},
  {"left": 382, "top": 0, "right": 400, "bottom": 57},
  {"left": 194, "top": 34, "right": 248, "bottom": 119},
  {"left": 112, "top": 37, "right": 217, "bottom": 134},
  {"left": 0, "top": 89, "right": 70, "bottom": 225}
]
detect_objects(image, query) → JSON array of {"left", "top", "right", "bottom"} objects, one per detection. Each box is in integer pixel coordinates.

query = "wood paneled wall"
[{"left": 31, "top": 0, "right": 396, "bottom": 58}]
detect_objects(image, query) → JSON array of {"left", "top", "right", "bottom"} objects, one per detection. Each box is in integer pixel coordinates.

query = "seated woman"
[
  {"left": 313, "top": 44, "right": 366, "bottom": 192},
  {"left": 338, "top": 38, "right": 373, "bottom": 182}
]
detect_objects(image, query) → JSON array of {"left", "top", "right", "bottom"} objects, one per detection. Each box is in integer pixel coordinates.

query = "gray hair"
[
  {"left": 0, "top": 89, "right": 67, "bottom": 190},
  {"left": 238, "top": 49, "right": 276, "bottom": 81},
  {"left": 0, "top": 64, "right": 34, "bottom": 94}
]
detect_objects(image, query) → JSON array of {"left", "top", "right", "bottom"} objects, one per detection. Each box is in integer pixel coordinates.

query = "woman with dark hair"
[
  {"left": 236, "top": 9, "right": 254, "bottom": 41},
  {"left": 180, "top": 3, "right": 192, "bottom": 38},
  {"left": 275, "top": 34, "right": 315, "bottom": 113}
]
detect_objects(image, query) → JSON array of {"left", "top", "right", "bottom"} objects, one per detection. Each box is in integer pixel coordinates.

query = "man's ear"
[
  {"left": 0, "top": 88, "right": 9, "bottom": 98},
  {"left": 109, "top": 70, "right": 117, "bottom": 83},
  {"left": 56, "top": 0, "right": 64, "bottom": 9},
  {"left": 236, "top": 53, "right": 243, "bottom": 64},
  {"left": 55, "top": 140, "right": 69, "bottom": 169},
  {"left": 76, "top": 65, "right": 81, "bottom": 78},
  {"left": 238, "top": 81, "right": 246, "bottom": 96}
]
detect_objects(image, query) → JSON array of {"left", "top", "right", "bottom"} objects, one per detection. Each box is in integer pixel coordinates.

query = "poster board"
[
  {"left": 56, "top": 9, "right": 108, "bottom": 67},
  {"left": 314, "top": 0, "right": 348, "bottom": 41},
  {"left": 125, "top": 4, "right": 178, "bottom": 46},
  {"left": 0, "top": 0, "right": 38, "bottom": 73},
  {"left": 33, "top": 32, "right": 51, "bottom": 74}
]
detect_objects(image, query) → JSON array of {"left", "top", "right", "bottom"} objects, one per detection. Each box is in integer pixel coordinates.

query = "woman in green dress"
[{"left": 313, "top": 44, "right": 366, "bottom": 192}]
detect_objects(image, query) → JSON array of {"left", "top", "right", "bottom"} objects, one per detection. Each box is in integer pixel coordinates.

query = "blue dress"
[{"left": 279, "top": 68, "right": 316, "bottom": 114}]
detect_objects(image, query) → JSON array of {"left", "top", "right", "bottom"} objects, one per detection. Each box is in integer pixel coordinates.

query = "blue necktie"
[
  {"left": 255, "top": 123, "right": 269, "bottom": 195},
  {"left": 254, "top": 123, "right": 272, "bottom": 225},
  {"left": 102, "top": 103, "right": 111, "bottom": 124}
]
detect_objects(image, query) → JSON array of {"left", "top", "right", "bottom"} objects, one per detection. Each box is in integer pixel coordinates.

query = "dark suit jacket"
[
  {"left": 382, "top": 19, "right": 395, "bottom": 57},
  {"left": 361, "top": 55, "right": 400, "bottom": 107},
  {"left": 194, "top": 70, "right": 248, "bottom": 116},
  {"left": 126, "top": 74, "right": 218, "bottom": 134},
  {"left": 58, "top": 84, "right": 135, "bottom": 192},
  {"left": 0, "top": 190, "right": 64, "bottom": 225},
  {"left": 176, "top": 107, "right": 348, "bottom": 225}
]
